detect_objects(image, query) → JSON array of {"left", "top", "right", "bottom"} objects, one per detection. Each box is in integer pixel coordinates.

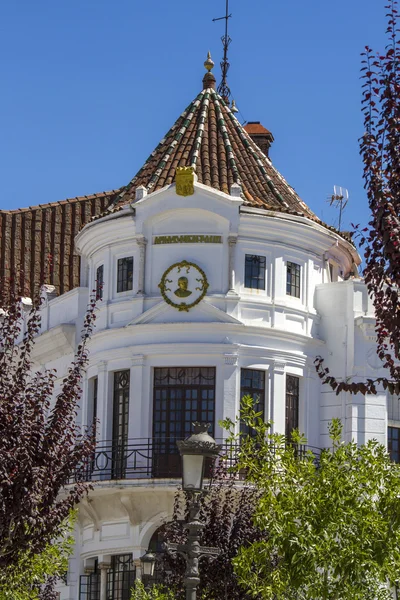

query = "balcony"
[{"left": 73, "top": 438, "right": 322, "bottom": 483}]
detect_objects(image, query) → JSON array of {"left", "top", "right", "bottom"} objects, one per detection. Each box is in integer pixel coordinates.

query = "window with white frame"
[
  {"left": 244, "top": 254, "right": 266, "bottom": 290},
  {"left": 285, "top": 374, "right": 299, "bottom": 439},
  {"left": 286, "top": 261, "right": 301, "bottom": 298},
  {"left": 240, "top": 368, "right": 266, "bottom": 436},
  {"left": 117, "top": 257, "right": 133, "bottom": 293},
  {"left": 96, "top": 265, "right": 104, "bottom": 300},
  {"left": 388, "top": 394, "right": 400, "bottom": 463}
]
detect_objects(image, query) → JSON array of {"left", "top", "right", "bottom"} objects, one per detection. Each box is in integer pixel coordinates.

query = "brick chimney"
[{"left": 243, "top": 121, "right": 274, "bottom": 157}]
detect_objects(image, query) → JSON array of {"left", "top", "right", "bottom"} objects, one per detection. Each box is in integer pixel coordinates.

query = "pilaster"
[
  {"left": 220, "top": 351, "right": 239, "bottom": 438},
  {"left": 128, "top": 355, "right": 146, "bottom": 440},
  {"left": 136, "top": 236, "right": 147, "bottom": 296},
  {"left": 96, "top": 361, "right": 109, "bottom": 441},
  {"left": 227, "top": 234, "right": 238, "bottom": 294},
  {"left": 271, "top": 360, "right": 286, "bottom": 435}
]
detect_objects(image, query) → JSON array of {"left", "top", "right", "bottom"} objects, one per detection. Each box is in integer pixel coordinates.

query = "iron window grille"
[
  {"left": 240, "top": 368, "right": 265, "bottom": 436},
  {"left": 245, "top": 254, "right": 266, "bottom": 290},
  {"left": 286, "top": 261, "right": 301, "bottom": 298},
  {"left": 285, "top": 374, "right": 299, "bottom": 439},
  {"left": 117, "top": 257, "right": 133, "bottom": 293},
  {"left": 96, "top": 265, "right": 104, "bottom": 300},
  {"left": 388, "top": 426, "right": 400, "bottom": 463},
  {"left": 112, "top": 371, "right": 130, "bottom": 479},
  {"left": 79, "top": 561, "right": 100, "bottom": 600},
  {"left": 153, "top": 367, "right": 216, "bottom": 477},
  {"left": 107, "top": 555, "right": 135, "bottom": 600}
]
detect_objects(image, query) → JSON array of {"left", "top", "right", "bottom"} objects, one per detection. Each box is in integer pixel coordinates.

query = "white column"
[
  {"left": 136, "top": 236, "right": 147, "bottom": 296},
  {"left": 99, "top": 560, "right": 111, "bottom": 600},
  {"left": 96, "top": 361, "right": 109, "bottom": 442},
  {"left": 128, "top": 355, "right": 146, "bottom": 440},
  {"left": 271, "top": 360, "right": 286, "bottom": 435},
  {"left": 134, "top": 559, "right": 142, "bottom": 581},
  {"left": 227, "top": 234, "right": 238, "bottom": 294},
  {"left": 220, "top": 353, "right": 239, "bottom": 438}
]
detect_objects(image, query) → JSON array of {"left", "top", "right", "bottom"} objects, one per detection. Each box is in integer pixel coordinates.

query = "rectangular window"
[
  {"left": 96, "top": 265, "right": 104, "bottom": 300},
  {"left": 153, "top": 367, "right": 216, "bottom": 477},
  {"left": 388, "top": 426, "right": 400, "bottom": 463},
  {"left": 107, "top": 555, "right": 135, "bottom": 600},
  {"left": 245, "top": 254, "right": 266, "bottom": 290},
  {"left": 240, "top": 369, "right": 265, "bottom": 436},
  {"left": 286, "top": 375, "right": 299, "bottom": 439},
  {"left": 112, "top": 371, "right": 130, "bottom": 479},
  {"left": 117, "top": 257, "right": 133, "bottom": 293},
  {"left": 286, "top": 261, "right": 301, "bottom": 297}
]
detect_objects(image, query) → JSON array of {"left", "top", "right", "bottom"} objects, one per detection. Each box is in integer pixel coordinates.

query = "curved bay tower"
[{"left": 0, "top": 56, "right": 393, "bottom": 600}]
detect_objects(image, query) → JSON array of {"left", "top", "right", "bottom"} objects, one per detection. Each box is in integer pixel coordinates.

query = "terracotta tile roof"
[
  {"left": 0, "top": 81, "right": 353, "bottom": 302},
  {"left": 243, "top": 121, "right": 272, "bottom": 135},
  {"left": 105, "top": 89, "right": 317, "bottom": 220},
  {"left": 0, "top": 191, "right": 118, "bottom": 299}
]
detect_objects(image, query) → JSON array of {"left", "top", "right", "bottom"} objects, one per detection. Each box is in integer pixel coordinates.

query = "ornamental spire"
[{"left": 202, "top": 51, "right": 216, "bottom": 90}]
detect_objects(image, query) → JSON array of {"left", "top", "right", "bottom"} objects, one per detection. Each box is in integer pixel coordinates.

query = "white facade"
[{"left": 30, "top": 179, "right": 393, "bottom": 599}]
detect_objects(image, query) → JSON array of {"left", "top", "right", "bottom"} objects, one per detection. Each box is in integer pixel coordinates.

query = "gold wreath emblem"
[{"left": 158, "top": 260, "right": 209, "bottom": 312}]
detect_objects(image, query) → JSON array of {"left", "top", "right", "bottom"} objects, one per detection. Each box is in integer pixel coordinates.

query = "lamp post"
[
  {"left": 165, "top": 423, "right": 221, "bottom": 600},
  {"left": 140, "top": 551, "right": 156, "bottom": 590}
]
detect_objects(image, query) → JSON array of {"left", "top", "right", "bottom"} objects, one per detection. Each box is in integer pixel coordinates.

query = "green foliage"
[
  {"left": 0, "top": 513, "right": 75, "bottom": 600},
  {"left": 221, "top": 397, "right": 400, "bottom": 600},
  {"left": 130, "top": 580, "right": 174, "bottom": 600}
]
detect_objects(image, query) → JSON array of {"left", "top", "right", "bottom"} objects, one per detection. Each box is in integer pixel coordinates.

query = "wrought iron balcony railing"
[{"left": 72, "top": 437, "right": 322, "bottom": 483}]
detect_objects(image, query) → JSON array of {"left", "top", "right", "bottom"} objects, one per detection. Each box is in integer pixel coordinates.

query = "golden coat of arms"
[{"left": 175, "top": 166, "right": 195, "bottom": 197}]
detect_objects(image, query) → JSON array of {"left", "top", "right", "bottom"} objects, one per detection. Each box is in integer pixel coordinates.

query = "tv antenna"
[
  {"left": 213, "top": 0, "right": 232, "bottom": 102},
  {"left": 328, "top": 185, "right": 349, "bottom": 232}
]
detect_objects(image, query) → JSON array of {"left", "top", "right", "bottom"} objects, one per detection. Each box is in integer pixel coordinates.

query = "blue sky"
[{"left": 0, "top": 0, "right": 388, "bottom": 231}]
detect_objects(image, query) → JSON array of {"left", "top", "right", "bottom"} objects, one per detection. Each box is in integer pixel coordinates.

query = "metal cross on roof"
[{"left": 213, "top": 0, "right": 232, "bottom": 102}]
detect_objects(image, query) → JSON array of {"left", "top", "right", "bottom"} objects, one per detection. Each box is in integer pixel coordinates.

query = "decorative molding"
[
  {"left": 131, "top": 354, "right": 145, "bottom": 367},
  {"left": 97, "top": 360, "right": 108, "bottom": 374},
  {"left": 224, "top": 353, "right": 238, "bottom": 366},
  {"left": 273, "top": 360, "right": 286, "bottom": 373},
  {"left": 355, "top": 316, "right": 377, "bottom": 342}
]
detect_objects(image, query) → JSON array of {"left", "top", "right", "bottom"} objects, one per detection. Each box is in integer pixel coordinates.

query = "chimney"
[{"left": 243, "top": 121, "right": 274, "bottom": 157}]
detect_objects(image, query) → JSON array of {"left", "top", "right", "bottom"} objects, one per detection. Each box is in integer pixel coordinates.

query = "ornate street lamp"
[
  {"left": 177, "top": 422, "right": 221, "bottom": 492},
  {"left": 140, "top": 550, "right": 156, "bottom": 580},
  {"left": 165, "top": 423, "right": 221, "bottom": 600}
]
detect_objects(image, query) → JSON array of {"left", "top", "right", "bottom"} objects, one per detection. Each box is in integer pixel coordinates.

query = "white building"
[{"left": 1, "top": 56, "right": 396, "bottom": 600}]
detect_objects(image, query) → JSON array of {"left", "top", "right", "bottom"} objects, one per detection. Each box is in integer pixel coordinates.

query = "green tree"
[
  {"left": 130, "top": 580, "right": 174, "bottom": 600},
  {"left": 221, "top": 397, "right": 400, "bottom": 600},
  {"left": 0, "top": 514, "right": 75, "bottom": 600}
]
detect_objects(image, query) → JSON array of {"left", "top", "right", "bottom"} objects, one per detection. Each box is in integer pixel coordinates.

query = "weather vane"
[{"left": 213, "top": 0, "right": 232, "bottom": 102}]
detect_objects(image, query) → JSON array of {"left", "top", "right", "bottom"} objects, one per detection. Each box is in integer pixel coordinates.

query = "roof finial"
[
  {"left": 202, "top": 51, "right": 216, "bottom": 90},
  {"left": 213, "top": 0, "right": 232, "bottom": 102},
  {"left": 204, "top": 51, "right": 214, "bottom": 72}
]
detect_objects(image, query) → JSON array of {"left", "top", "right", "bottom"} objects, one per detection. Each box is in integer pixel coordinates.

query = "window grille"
[
  {"left": 286, "top": 261, "right": 301, "bottom": 297},
  {"left": 389, "top": 426, "right": 400, "bottom": 463},
  {"left": 285, "top": 375, "right": 299, "bottom": 439},
  {"left": 240, "top": 369, "right": 265, "bottom": 436},
  {"left": 92, "top": 377, "right": 98, "bottom": 426},
  {"left": 107, "top": 555, "right": 135, "bottom": 600},
  {"left": 117, "top": 257, "right": 133, "bottom": 293},
  {"left": 79, "top": 561, "right": 100, "bottom": 600},
  {"left": 96, "top": 265, "right": 104, "bottom": 300},
  {"left": 153, "top": 367, "right": 216, "bottom": 477},
  {"left": 244, "top": 254, "right": 266, "bottom": 290},
  {"left": 112, "top": 371, "right": 130, "bottom": 479}
]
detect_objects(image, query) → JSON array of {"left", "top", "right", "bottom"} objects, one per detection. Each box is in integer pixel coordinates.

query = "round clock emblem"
[{"left": 158, "top": 260, "right": 209, "bottom": 312}]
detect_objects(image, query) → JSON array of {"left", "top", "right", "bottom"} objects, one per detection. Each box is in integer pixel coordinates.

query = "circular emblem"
[{"left": 158, "top": 260, "right": 209, "bottom": 312}]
